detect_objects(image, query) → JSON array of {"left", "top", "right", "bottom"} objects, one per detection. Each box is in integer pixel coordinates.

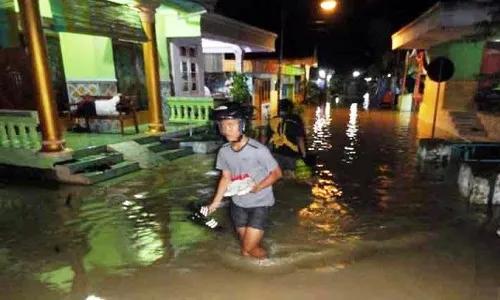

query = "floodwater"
[{"left": 1, "top": 104, "right": 500, "bottom": 300}]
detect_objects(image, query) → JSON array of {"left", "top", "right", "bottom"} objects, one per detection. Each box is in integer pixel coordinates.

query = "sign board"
[{"left": 427, "top": 57, "right": 454, "bottom": 83}]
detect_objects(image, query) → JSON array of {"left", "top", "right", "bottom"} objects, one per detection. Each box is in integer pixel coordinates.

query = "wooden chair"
[{"left": 69, "top": 95, "right": 139, "bottom": 135}]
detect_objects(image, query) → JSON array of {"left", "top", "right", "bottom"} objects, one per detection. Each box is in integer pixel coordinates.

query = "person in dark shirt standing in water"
[{"left": 267, "top": 98, "right": 307, "bottom": 177}]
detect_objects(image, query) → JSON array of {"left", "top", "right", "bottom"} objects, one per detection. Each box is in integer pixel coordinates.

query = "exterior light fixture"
[
  {"left": 320, "top": 0, "right": 337, "bottom": 11},
  {"left": 319, "top": 69, "right": 327, "bottom": 79}
]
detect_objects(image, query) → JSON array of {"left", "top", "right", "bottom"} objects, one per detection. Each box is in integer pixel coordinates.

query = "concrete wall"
[
  {"left": 429, "top": 40, "right": 485, "bottom": 80},
  {"left": 417, "top": 40, "right": 485, "bottom": 140},
  {"left": 441, "top": 80, "right": 478, "bottom": 111},
  {"left": 417, "top": 77, "right": 459, "bottom": 140},
  {"left": 478, "top": 113, "right": 500, "bottom": 141}
]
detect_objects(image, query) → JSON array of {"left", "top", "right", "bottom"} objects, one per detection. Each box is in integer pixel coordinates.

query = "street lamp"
[
  {"left": 353, "top": 71, "right": 361, "bottom": 78},
  {"left": 276, "top": 0, "right": 337, "bottom": 104},
  {"left": 320, "top": 0, "right": 337, "bottom": 11}
]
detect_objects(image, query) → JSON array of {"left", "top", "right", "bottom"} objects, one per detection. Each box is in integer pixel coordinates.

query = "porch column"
[
  {"left": 18, "top": 0, "right": 65, "bottom": 153},
  {"left": 138, "top": 4, "right": 165, "bottom": 133},
  {"left": 234, "top": 47, "right": 244, "bottom": 73}
]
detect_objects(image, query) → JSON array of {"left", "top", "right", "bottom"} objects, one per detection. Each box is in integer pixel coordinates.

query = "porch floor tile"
[{"left": 63, "top": 124, "right": 194, "bottom": 150}]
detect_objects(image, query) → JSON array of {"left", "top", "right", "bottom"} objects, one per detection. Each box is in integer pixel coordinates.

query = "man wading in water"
[{"left": 206, "top": 103, "right": 282, "bottom": 259}]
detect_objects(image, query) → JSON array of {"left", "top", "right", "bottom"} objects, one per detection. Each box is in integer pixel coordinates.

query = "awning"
[
  {"left": 50, "top": 0, "right": 147, "bottom": 43},
  {"left": 391, "top": 2, "right": 492, "bottom": 50},
  {"left": 0, "top": 0, "right": 18, "bottom": 47},
  {"left": 201, "top": 13, "right": 277, "bottom": 53}
]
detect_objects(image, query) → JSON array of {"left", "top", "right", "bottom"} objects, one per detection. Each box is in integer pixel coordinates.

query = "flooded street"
[{"left": 1, "top": 105, "right": 500, "bottom": 300}]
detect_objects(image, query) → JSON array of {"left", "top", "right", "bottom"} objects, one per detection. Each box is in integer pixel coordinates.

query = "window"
[
  {"left": 179, "top": 46, "right": 199, "bottom": 94},
  {"left": 171, "top": 38, "right": 204, "bottom": 96}
]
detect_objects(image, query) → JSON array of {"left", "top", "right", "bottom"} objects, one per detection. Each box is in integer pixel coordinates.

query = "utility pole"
[{"left": 276, "top": 6, "right": 285, "bottom": 103}]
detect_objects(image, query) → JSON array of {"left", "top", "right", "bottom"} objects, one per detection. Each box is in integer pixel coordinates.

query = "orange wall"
[{"left": 417, "top": 77, "right": 458, "bottom": 140}]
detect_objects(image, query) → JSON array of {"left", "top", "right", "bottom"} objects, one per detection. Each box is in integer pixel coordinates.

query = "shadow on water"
[{"left": 0, "top": 106, "right": 500, "bottom": 299}]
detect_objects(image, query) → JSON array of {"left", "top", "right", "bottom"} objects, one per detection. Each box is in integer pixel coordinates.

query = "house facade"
[
  {"left": 222, "top": 56, "right": 317, "bottom": 122},
  {"left": 392, "top": 1, "right": 500, "bottom": 141},
  {"left": 0, "top": 0, "right": 276, "bottom": 156}
]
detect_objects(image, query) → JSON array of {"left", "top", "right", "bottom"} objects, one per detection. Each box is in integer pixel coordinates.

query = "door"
[
  {"left": 46, "top": 35, "right": 69, "bottom": 113},
  {"left": 169, "top": 37, "right": 204, "bottom": 97},
  {"left": 254, "top": 78, "right": 271, "bottom": 121},
  {"left": 0, "top": 48, "right": 35, "bottom": 110},
  {"left": 112, "top": 41, "right": 147, "bottom": 110}
]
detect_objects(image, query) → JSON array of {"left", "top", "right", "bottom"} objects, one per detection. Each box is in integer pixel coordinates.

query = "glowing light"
[
  {"left": 363, "top": 92, "right": 370, "bottom": 110},
  {"left": 387, "top": 73, "right": 392, "bottom": 78},
  {"left": 311, "top": 106, "right": 333, "bottom": 152},
  {"left": 364, "top": 77, "right": 372, "bottom": 82},
  {"left": 335, "top": 97, "right": 340, "bottom": 104},
  {"left": 122, "top": 200, "right": 134, "bottom": 207},
  {"left": 134, "top": 192, "right": 148, "bottom": 199},
  {"left": 326, "top": 74, "right": 333, "bottom": 82},
  {"left": 319, "top": 69, "right": 326, "bottom": 79},
  {"left": 352, "top": 71, "right": 361, "bottom": 78},
  {"left": 320, "top": 0, "right": 337, "bottom": 11},
  {"left": 86, "top": 296, "right": 106, "bottom": 300},
  {"left": 343, "top": 103, "right": 359, "bottom": 164}
]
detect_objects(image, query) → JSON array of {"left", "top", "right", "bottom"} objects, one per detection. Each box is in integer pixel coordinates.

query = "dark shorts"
[
  {"left": 231, "top": 204, "right": 271, "bottom": 230},
  {"left": 273, "top": 153, "right": 298, "bottom": 171}
]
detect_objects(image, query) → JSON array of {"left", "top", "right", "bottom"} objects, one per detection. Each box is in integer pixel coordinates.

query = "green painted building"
[{"left": 0, "top": 0, "right": 276, "bottom": 134}]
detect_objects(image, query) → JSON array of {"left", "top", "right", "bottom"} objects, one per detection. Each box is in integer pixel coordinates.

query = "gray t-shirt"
[{"left": 216, "top": 138, "right": 279, "bottom": 208}]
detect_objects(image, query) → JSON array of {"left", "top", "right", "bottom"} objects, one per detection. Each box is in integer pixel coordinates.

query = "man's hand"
[
  {"left": 251, "top": 167, "right": 282, "bottom": 193},
  {"left": 250, "top": 182, "right": 260, "bottom": 194},
  {"left": 205, "top": 201, "right": 221, "bottom": 215}
]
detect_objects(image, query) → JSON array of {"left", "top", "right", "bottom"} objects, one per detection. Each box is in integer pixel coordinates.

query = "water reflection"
[
  {"left": 309, "top": 105, "right": 332, "bottom": 152},
  {"left": 342, "top": 103, "right": 359, "bottom": 164},
  {"left": 3, "top": 108, "right": 499, "bottom": 298},
  {"left": 363, "top": 93, "right": 370, "bottom": 110},
  {"left": 0, "top": 156, "right": 218, "bottom": 298},
  {"left": 298, "top": 163, "right": 355, "bottom": 242},
  {"left": 298, "top": 104, "right": 356, "bottom": 242},
  {"left": 86, "top": 296, "right": 106, "bottom": 300}
]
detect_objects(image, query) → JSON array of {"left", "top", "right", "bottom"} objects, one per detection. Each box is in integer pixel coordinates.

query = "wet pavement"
[{"left": 1, "top": 104, "right": 500, "bottom": 300}]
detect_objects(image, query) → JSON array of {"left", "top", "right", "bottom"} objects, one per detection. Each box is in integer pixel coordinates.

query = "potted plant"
[{"left": 229, "top": 73, "right": 252, "bottom": 105}]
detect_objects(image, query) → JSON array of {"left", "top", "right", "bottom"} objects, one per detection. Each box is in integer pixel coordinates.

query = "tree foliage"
[{"left": 229, "top": 73, "right": 252, "bottom": 104}]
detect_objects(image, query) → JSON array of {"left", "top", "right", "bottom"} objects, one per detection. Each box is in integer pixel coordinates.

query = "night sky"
[{"left": 215, "top": 0, "right": 438, "bottom": 73}]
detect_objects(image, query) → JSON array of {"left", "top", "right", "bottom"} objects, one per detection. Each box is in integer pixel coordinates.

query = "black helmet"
[
  {"left": 213, "top": 102, "right": 253, "bottom": 121},
  {"left": 213, "top": 102, "right": 252, "bottom": 138},
  {"left": 213, "top": 102, "right": 245, "bottom": 121}
]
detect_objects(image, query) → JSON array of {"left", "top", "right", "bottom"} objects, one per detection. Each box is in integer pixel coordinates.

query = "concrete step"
[
  {"left": 72, "top": 145, "right": 107, "bottom": 159},
  {"left": 147, "top": 140, "right": 180, "bottom": 153},
  {"left": 449, "top": 111, "right": 476, "bottom": 117},
  {"left": 82, "top": 161, "right": 140, "bottom": 184},
  {"left": 134, "top": 135, "right": 160, "bottom": 145},
  {"left": 451, "top": 117, "right": 478, "bottom": 124},
  {"left": 455, "top": 127, "right": 486, "bottom": 134},
  {"left": 65, "top": 153, "right": 124, "bottom": 174},
  {"left": 159, "top": 148, "right": 193, "bottom": 161},
  {"left": 457, "top": 129, "right": 488, "bottom": 137},
  {"left": 450, "top": 115, "right": 478, "bottom": 122}
]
